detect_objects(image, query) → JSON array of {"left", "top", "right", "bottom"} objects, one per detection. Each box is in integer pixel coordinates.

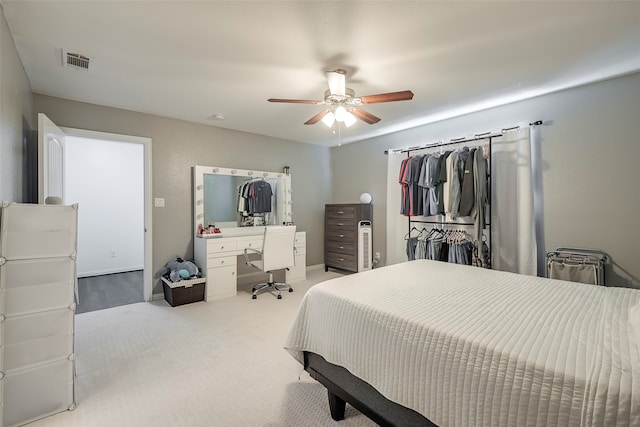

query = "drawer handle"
[
  {"left": 220, "top": 246, "right": 225, "bottom": 250},
  {"left": 337, "top": 211, "right": 344, "bottom": 214},
  {"left": 221, "top": 260, "right": 224, "bottom": 264},
  {"left": 338, "top": 246, "right": 344, "bottom": 249},
  {"left": 338, "top": 258, "right": 344, "bottom": 261},
  {"left": 337, "top": 223, "right": 344, "bottom": 226},
  {"left": 338, "top": 234, "right": 344, "bottom": 238}
]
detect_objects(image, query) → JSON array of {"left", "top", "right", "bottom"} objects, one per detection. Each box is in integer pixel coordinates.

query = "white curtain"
[
  {"left": 385, "top": 126, "right": 541, "bottom": 276},
  {"left": 386, "top": 152, "right": 409, "bottom": 266},
  {"left": 491, "top": 127, "right": 538, "bottom": 275}
]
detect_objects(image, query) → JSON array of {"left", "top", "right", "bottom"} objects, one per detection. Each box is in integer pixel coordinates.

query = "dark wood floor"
[{"left": 76, "top": 270, "right": 144, "bottom": 314}]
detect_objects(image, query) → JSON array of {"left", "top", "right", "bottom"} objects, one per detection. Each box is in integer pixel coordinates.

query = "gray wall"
[
  {"left": 34, "top": 94, "right": 331, "bottom": 294},
  {"left": 332, "top": 71, "right": 640, "bottom": 288},
  {"left": 0, "top": 5, "right": 33, "bottom": 203}
]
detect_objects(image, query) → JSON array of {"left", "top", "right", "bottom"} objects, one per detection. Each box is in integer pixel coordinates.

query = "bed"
[{"left": 284, "top": 260, "right": 640, "bottom": 426}]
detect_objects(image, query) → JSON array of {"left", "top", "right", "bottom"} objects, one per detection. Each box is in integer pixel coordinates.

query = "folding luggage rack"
[{"left": 546, "top": 247, "right": 609, "bottom": 286}]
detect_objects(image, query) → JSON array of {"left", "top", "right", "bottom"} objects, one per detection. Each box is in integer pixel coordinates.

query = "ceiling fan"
[{"left": 268, "top": 69, "right": 414, "bottom": 128}]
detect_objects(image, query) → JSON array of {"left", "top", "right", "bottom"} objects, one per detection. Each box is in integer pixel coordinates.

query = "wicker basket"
[{"left": 162, "top": 276, "right": 206, "bottom": 307}]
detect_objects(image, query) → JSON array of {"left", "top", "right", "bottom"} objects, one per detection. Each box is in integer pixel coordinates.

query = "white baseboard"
[
  {"left": 79, "top": 266, "right": 144, "bottom": 278},
  {"left": 306, "top": 264, "right": 324, "bottom": 271}
]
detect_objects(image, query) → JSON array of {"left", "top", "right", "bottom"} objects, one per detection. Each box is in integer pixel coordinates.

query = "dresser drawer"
[
  {"left": 207, "top": 255, "right": 237, "bottom": 268},
  {"left": 325, "top": 228, "right": 356, "bottom": 241},
  {"left": 294, "top": 232, "right": 306, "bottom": 247},
  {"left": 206, "top": 239, "right": 237, "bottom": 254},
  {"left": 326, "top": 206, "right": 356, "bottom": 220},
  {"left": 326, "top": 240, "right": 355, "bottom": 255},
  {"left": 326, "top": 252, "right": 356, "bottom": 271},
  {"left": 326, "top": 218, "right": 356, "bottom": 232},
  {"left": 238, "top": 238, "right": 263, "bottom": 251}
]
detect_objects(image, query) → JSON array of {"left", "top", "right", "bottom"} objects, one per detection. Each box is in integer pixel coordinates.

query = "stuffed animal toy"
[{"left": 159, "top": 256, "right": 200, "bottom": 283}]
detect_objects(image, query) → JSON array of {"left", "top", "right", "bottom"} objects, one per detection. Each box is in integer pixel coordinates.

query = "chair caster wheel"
[
  {"left": 252, "top": 295, "right": 257, "bottom": 300},
  {"left": 288, "top": 288, "right": 293, "bottom": 292},
  {"left": 277, "top": 294, "right": 282, "bottom": 300}
]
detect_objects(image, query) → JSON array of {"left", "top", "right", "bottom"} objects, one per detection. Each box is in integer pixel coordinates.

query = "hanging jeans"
[{"left": 406, "top": 237, "right": 418, "bottom": 261}]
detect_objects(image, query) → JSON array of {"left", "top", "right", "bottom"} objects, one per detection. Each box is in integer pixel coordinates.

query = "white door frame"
[{"left": 60, "top": 127, "right": 153, "bottom": 302}]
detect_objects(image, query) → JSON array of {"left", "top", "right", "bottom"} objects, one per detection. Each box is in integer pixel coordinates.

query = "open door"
[
  {"left": 38, "top": 113, "right": 66, "bottom": 204},
  {"left": 37, "top": 114, "right": 78, "bottom": 301},
  {"left": 37, "top": 117, "right": 153, "bottom": 303}
]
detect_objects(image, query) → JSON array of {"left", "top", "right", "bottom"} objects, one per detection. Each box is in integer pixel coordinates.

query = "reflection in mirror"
[
  {"left": 193, "top": 165, "right": 292, "bottom": 235},
  {"left": 204, "top": 174, "right": 241, "bottom": 227},
  {"left": 203, "top": 174, "right": 286, "bottom": 228}
]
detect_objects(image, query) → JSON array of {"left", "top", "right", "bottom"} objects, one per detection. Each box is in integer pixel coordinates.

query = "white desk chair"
[{"left": 244, "top": 225, "right": 296, "bottom": 299}]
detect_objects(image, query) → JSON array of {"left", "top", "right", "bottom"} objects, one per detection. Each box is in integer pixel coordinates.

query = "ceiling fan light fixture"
[
  {"left": 334, "top": 106, "right": 348, "bottom": 121},
  {"left": 321, "top": 111, "right": 335, "bottom": 127},
  {"left": 343, "top": 112, "right": 357, "bottom": 127}
]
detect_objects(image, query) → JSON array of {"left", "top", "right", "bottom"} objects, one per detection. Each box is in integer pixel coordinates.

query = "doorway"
[
  {"left": 38, "top": 114, "right": 153, "bottom": 306},
  {"left": 65, "top": 135, "right": 144, "bottom": 313}
]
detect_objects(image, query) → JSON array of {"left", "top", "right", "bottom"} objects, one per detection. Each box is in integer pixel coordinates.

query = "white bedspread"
[{"left": 284, "top": 260, "right": 640, "bottom": 426}]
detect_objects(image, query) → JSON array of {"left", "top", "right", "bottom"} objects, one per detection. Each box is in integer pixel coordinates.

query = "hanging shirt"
[
  {"left": 473, "top": 147, "right": 488, "bottom": 259},
  {"left": 459, "top": 148, "right": 477, "bottom": 216},
  {"left": 425, "top": 154, "right": 440, "bottom": 216},
  {"left": 409, "top": 155, "right": 425, "bottom": 215},
  {"left": 444, "top": 151, "right": 459, "bottom": 218},
  {"left": 399, "top": 157, "right": 412, "bottom": 215},
  {"left": 451, "top": 147, "right": 470, "bottom": 220},
  {"left": 418, "top": 155, "right": 432, "bottom": 215},
  {"left": 436, "top": 151, "right": 452, "bottom": 215},
  {"left": 251, "top": 180, "right": 273, "bottom": 213}
]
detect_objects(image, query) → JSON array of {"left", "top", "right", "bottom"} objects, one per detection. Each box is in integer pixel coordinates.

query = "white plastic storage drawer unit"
[{"left": 0, "top": 203, "right": 78, "bottom": 427}]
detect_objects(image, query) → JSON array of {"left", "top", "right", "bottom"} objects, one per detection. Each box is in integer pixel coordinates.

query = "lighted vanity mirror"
[{"left": 193, "top": 165, "right": 292, "bottom": 236}]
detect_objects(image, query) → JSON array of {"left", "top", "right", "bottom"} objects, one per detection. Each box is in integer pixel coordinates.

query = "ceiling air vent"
[{"left": 62, "top": 50, "right": 92, "bottom": 71}]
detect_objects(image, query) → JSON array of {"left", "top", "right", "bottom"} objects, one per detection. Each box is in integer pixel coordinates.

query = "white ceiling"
[{"left": 3, "top": 1, "right": 640, "bottom": 147}]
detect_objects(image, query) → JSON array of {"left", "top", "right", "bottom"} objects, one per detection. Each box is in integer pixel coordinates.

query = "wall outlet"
[
  {"left": 110, "top": 251, "right": 116, "bottom": 258},
  {"left": 154, "top": 197, "right": 165, "bottom": 208},
  {"left": 374, "top": 252, "right": 381, "bottom": 260}
]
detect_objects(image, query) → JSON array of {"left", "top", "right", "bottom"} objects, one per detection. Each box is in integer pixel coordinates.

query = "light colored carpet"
[{"left": 25, "top": 269, "right": 377, "bottom": 427}]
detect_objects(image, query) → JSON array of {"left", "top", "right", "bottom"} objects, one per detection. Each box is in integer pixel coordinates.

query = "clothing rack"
[
  {"left": 401, "top": 134, "right": 497, "bottom": 268},
  {"left": 393, "top": 120, "right": 542, "bottom": 269}
]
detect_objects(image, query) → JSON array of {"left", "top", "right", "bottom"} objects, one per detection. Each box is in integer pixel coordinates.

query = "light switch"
[{"left": 154, "top": 197, "right": 165, "bottom": 208}]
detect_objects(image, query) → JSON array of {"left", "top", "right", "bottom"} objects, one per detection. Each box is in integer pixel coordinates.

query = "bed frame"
[{"left": 304, "top": 352, "right": 437, "bottom": 427}]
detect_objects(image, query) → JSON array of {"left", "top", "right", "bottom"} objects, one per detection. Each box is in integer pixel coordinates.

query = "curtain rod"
[{"left": 384, "top": 120, "right": 543, "bottom": 155}]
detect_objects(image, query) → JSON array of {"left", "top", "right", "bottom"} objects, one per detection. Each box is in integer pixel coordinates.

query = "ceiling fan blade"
[
  {"left": 327, "top": 70, "right": 346, "bottom": 96},
  {"left": 304, "top": 110, "right": 329, "bottom": 125},
  {"left": 267, "top": 98, "right": 321, "bottom": 104},
  {"left": 360, "top": 90, "right": 414, "bottom": 104},
  {"left": 352, "top": 108, "right": 381, "bottom": 124}
]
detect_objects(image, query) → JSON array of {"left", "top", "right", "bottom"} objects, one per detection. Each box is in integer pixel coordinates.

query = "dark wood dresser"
[{"left": 324, "top": 203, "right": 373, "bottom": 273}]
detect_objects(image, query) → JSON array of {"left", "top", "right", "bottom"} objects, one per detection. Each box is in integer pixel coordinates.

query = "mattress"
[{"left": 284, "top": 260, "right": 640, "bottom": 426}]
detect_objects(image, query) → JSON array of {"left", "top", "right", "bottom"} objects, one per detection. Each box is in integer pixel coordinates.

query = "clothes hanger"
[
  {"left": 417, "top": 227, "right": 430, "bottom": 240},
  {"left": 404, "top": 226, "right": 420, "bottom": 240}
]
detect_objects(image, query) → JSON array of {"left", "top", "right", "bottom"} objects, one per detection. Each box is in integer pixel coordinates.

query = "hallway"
[{"left": 76, "top": 270, "right": 143, "bottom": 313}]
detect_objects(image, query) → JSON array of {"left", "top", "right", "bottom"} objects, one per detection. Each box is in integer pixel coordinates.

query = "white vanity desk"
[
  {"left": 194, "top": 228, "right": 306, "bottom": 301},
  {"left": 193, "top": 165, "right": 305, "bottom": 301}
]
